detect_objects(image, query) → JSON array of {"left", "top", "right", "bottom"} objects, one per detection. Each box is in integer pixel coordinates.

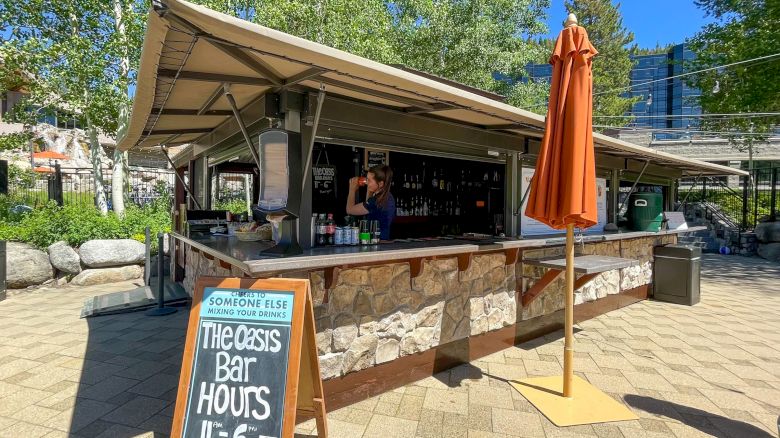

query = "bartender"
[{"left": 347, "top": 164, "right": 395, "bottom": 240}]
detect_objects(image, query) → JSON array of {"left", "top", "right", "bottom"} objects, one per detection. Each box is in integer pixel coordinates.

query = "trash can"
[
  {"left": 627, "top": 192, "right": 663, "bottom": 232},
  {"left": 653, "top": 244, "right": 701, "bottom": 305}
]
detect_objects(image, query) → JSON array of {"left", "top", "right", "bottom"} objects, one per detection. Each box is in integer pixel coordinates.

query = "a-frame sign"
[{"left": 171, "top": 277, "right": 327, "bottom": 437}]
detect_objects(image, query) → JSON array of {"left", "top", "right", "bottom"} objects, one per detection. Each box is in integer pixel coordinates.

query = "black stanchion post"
[{"left": 146, "top": 232, "right": 177, "bottom": 316}]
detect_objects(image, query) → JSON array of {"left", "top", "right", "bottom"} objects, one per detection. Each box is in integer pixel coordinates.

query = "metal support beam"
[
  {"left": 610, "top": 169, "right": 620, "bottom": 224},
  {"left": 146, "top": 128, "right": 213, "bottom": 136},
  {"left": 283, "top": 67, "right": 325, "bottom": 89},
  {"left": 223, "top": 84, "right": 263, "bottom": 171},
  {"left": 403, "top": 103, "right": 453, "bottom": 114},
  {"left": 198, "top": 84, "right": 226, "bottom": 115},
  {"left": 157, "top": 69, "right": 273, "bottom": 86},
  {"left": 161, "top": 145, "right": 201, "bottom": 209},
  {"left": 617, "top": 160, "right": 650, "bottom": 215},
  {"left": 209, "top": 41, "right": 283, "bottom": 86},
  {"left": 302, "top": 87, "right": 326, "bottom": 188},
  {"left": 164, "top": 12, "right": 284, "bottom": 86},
  {"left": 505, "top": 151, "right": 519, "bottom": 237},
  {"left": 318, "top": 77, "right": 436, "bottom": 111},
  {"left": 154, "top": 108, "right": 233, "bottom": 116}
]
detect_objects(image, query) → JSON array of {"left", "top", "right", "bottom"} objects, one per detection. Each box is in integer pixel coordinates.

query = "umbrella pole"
[{"left": 563, "top": 223, "right": 575, "bottom": 397}]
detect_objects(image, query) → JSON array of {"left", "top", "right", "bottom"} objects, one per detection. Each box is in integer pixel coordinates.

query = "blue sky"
[{"left": 543, "top": 0, "right": 716, "bottom": 48}]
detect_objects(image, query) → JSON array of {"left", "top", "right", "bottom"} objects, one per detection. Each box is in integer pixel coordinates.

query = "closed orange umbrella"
[
  {"left": 525, "top": 24, "right": 597, "bottom": 229},
  {"left": 526, "top": 16, "right": 597, "bottom": 399}
]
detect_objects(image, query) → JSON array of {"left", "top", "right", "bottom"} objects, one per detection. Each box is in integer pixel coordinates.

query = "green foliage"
[
  {"left": 564, "top": 0, "right": 639, "bottom": 127},
  {"left": 190, "top": 0, "right": 551, "bottom": 111},
  {"left": 687, "top": 0, "right": 780, "bottom": 150},
  {"left": 7, "top": 163, "right": 36, "bottom": 189},
  {"left": 213, "top": 198, "right": 249, "bottom": 215},
  {"left": 0, "top": 194, "right": 171, "bottom": 249}
]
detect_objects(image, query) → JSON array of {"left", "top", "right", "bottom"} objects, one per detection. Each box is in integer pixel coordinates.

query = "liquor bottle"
[
  {"left": 439, "top": 169, "right": 445, "bottom": 190},
  {"left": 403, "top": 174, "right": 410, "bottom": 190},
  {"left": 422, "top": 197, "right": 429, "bottom": 216},
  {"left": 431, "top": 169, "right": 438, "bottom": 189},
  {"left": 455, "top": 196, "right": 461, "bottom": 216},
  {"left": 316, "top": 214, "right": 327, "bottom": 246},
  {"left": 326, "top": 213, "right": 336, "bottom": 245},
  {"left": 311, "top": 213, "right": 318, "bottom": 246},
  {"left": 415, "top": 196, "right": 422, "bottom": 216}
]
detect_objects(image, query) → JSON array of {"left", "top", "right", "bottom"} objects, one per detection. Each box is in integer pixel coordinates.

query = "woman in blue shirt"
[{"left": 347, "top": 165, "right": 395, "bottom": 240}]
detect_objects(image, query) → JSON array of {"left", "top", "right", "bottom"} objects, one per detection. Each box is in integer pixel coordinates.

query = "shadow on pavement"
[
  {"left": 68, "top": 303, "right": 190, "bottom": 437},
  {"left": 624, "top": 394, "right": 776, "bottom": 438}
]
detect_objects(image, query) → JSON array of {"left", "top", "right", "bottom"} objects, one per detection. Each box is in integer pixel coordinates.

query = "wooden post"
[{"left": 563, "top": 223, "right": 574, "bottom": 397}]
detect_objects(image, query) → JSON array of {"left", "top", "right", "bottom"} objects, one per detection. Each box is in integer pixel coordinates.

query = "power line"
[
  {"left": 594, "top": 112, "right": 780, "bottom": 119},
  {"left": 522, "top": 52, "right": 780, "bottom": 110},
  {"left": 594, "top": 52, "right": 780, "bottom": 96}
]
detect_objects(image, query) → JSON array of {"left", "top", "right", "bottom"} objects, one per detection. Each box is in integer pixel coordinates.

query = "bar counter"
[{"left": 174, "top": 227, "right": 699, "bottom": 409}]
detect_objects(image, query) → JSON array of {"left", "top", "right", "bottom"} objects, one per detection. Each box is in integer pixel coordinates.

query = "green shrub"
[
  {"left": 213, "top": 198, "right": 248, "bottom": 214},
  {"left": 0, "top": 194, "right": 172, "bottom": 249}
]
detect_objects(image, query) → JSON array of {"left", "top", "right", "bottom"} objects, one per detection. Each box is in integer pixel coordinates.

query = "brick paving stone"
[
  {"left": 491, "top": 407, "right": 544, "bottom": 437},
  {"left": 3, "top": 255, "right": 780, "bottom": 437},
  {"left": 100, "top": 396, "right": 168, "bottom": 427},
  {"left": 0, "top": 421, "right": 53, "bottom": 438},
  {"left": 363, "top": 414, "right": 418, "bottom": 438},
  {"left": 423, "top": 387, "right": 469, "bottom": 414}
]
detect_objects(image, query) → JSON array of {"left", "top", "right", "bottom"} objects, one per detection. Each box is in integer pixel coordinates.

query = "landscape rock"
[
  {"left": 71, "top": 265, "right": 143, "bottom": 286},
  {"left": 341, "top": 334, "right": 378, "bottom": 374},
  {"left": 332, "top": 324, "right": 359, "bottom": 352},
  {"left": 755, "top": 221, "right": 780, "bottom": 243},
  {"left": 400, "top": 327, "right": 436, "bottom": 355},
  {"left": 319, "top": 353, "right": 343, "bottom": 380},
  {"left": 7, "top": 242, "right": 54, "bottom": 288},
  {"left": 757, "top": 243, "right": 780, "bottom": 262},
  {"left": 415, "top": 302, "right": 443, "bottom": 327},
  {"left": 79, "top": 239, "right": 145, "bottom": 268},
  {"left": 375, "top": 339, "right": 400, "bottom": 364},
  {"left": 48, "top": 241, "right": 81, "bottom": 275},
  {"left": 376, "top": 311, "right": 415, "bottom": 339}
]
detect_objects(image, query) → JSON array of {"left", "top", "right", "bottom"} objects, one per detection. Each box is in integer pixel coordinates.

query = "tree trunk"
[
  {"left": 112, "top": 149, "right": 126, "bottom": 216},
  {"left": 88, "top": 119, "right": 108, "bottom": 214},
  {"left": 112, "top": 0, "right": 130, "bottom": 217}
]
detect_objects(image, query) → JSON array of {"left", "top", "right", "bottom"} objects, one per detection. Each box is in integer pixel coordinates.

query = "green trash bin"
[{"left": 627, "top": 192, "right": 663, "bottom": 232}]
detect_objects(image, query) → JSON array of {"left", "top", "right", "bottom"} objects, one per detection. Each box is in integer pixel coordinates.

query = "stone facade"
[
  {"left": 180, "top": 235, "right": 677, "bottom": 379},
  {"left": 518, "top": 235, "right": 676, "bottom": 320}
]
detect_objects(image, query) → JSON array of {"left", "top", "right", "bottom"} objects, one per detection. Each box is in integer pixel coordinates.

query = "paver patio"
[{"left": 0, "top": 254, "right": 778, "bottom": 437}]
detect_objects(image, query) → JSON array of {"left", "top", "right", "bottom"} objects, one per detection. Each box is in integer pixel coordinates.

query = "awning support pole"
[
  {"left": 676, "top": 172, "right": 703, "bottom": 211},
  {"left": 617, "top": 160, "right": 650, "bottom": 215},
  {"left": 160, "top": 145, "right": 201, "bottom": 210},
  {"left": 223, "top": 84, "right": 263, "bottom": 171},
  {"left": 302, "top": 85, "right": 326, "bottom": 189}
]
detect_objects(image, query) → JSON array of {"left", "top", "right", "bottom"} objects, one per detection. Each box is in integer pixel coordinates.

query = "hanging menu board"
[
  {"left": 172, "top": 277, "right": 327, "bottom": 438},
  {"left": 364, "top": 149, "right": 389, "bottom": 171},
  {"left": 312, "top": 164, "right": 337, "bottom": 200}
]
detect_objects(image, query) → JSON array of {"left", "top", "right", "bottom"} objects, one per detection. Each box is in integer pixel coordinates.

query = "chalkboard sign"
[
  {"left": 364, "top": 149, "right": 389, "bottom": 171},
  {"left": 312, "top": 164, "right": 337, "bottom": 200},
  {"left": 172, "top": 278, "right": 327, "bottom": 438}
]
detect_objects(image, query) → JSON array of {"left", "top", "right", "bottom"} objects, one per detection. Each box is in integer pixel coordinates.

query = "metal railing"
[
  {"left": 678, "top": 167, "right": 779, "bottom": 231},
  {"left": 6, "top": 163, "right": 175, "bottom": 210}
]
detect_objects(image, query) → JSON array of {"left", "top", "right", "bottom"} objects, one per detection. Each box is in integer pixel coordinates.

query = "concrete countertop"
[{"left": 174, "top": 226, "right": 701, "bottom": 276}]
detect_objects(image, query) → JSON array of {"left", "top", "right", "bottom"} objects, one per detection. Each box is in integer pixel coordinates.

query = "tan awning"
[{"left": 118, "top": 0, "right": 747, "bottom": 177}]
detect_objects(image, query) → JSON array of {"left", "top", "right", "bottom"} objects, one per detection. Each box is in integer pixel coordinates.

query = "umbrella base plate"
[{"left": 510, "top": 375, "right": 637, "bottom": 426}]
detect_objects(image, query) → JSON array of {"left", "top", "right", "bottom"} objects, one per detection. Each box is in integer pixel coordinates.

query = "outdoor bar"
[{"left": 118, "top": 0, "right": 747, "bottom": 411}]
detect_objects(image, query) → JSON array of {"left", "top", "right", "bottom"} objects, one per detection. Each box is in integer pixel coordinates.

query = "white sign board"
[
  {"left": 520, "top": 167, "right": 608, "bottom": 236},
  {"left": 664, "top": 211, "right": 688, "bottom": 231}
]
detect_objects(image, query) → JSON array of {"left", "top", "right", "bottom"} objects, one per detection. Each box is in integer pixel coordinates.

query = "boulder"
[
  {"left": 7, "top": 243, "right": 54, "bottom": 288},
  {"left": 71, "top": 265, "right": 143, "bottom": 286},
  {"left": 757, "top": 243, "right": 780, "bottom": 263},
  {"left": 755, "top": 221, "right": 780, "bottom": 243},
  {"left": 79, "top": 239, "right": 145, "bottom": 268},
  {"left": 47, "top": 241, "right": 81, "bottom": 275}
]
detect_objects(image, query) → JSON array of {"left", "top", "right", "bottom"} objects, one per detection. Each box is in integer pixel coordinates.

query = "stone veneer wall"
[
  {"left": 518, "top": 235, "right": 677, "bottom": 320},
  {"left": 180, "top": 235, "right": 676, "bottom": 380}
]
